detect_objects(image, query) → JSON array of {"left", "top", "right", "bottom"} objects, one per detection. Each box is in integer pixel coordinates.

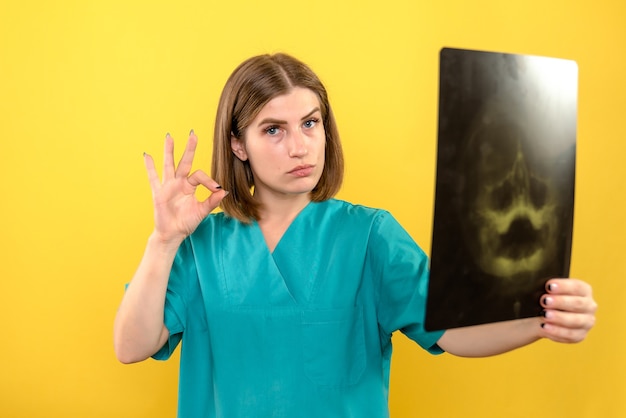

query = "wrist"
[{"left": 147, "top": 230, "right": 185, "bottom": 253}]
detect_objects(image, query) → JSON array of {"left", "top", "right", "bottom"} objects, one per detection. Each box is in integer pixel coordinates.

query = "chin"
[
  {"left": 289, "top": 176, "right": 322, "bottom": 193},
  {"left": 286, "top": 187, "right": 317, "bottom": 196}
]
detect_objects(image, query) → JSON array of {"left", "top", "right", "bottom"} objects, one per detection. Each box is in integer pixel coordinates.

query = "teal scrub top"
[{"left": 153, "top": 199, "right": 444, "bottom": 417}]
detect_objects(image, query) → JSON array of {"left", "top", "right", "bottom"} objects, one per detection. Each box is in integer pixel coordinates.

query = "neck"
[
  {"left": 256, "top": 192, "right": 312, "bottom": 225},
  {"left": 254, "top": 192, "right": 313, "bottom": 253}
]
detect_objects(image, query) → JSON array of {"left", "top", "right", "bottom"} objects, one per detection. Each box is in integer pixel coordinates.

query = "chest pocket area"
[{"left": 302, "top": 306, "right": 366, "bottom": 387}]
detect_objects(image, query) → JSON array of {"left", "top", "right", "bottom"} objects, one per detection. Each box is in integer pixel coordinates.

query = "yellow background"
[{"left": 1, "top": 0, "right": 624, "bottom": 416}]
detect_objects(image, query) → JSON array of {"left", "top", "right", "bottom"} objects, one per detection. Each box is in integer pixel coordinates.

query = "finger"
[
  {"left": 545, "top": 278, "right": 593, "bottom": 297},
  {"left": 187, "top": 169, "right": 223, "bottom": 192},
  {"left": 163, "top": 133, "right": 175, "bottom": 181},
  {"left": 143, "top": 152, "right": 161, "bottom": 192},
  {"left": 185, "top": 169, "right": 228, "bottom": 214},
  {"left": 175, "top": 130, "right": 198, "bottom": 178},
  {"left": 201, "top": 189, "right": 229, "bottom": 214},
  {"left": 542, "top": 309, "right": 596, "bottom": 331},
  {"left": 541, "top": 293, "right": 597, "bottom": 314},
  {"left": 540, "top": 322, "right": 589, "bottom": 344}
]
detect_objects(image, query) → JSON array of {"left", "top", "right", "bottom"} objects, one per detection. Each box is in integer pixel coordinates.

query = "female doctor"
[{"left": 114, "top": 53, "right": 597, "bottom": 418}]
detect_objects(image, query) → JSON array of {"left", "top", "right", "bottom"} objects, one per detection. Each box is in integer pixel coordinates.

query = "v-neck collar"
[
  {"left": 216, "top": 202, "right": 317, "bottom": 307},
  {"left": 254, "top": 200, "right": 315, "bottom": 255},
  {"left": 221, "top": 201, "right": 318, "bottom": 306},
  {"left": 266, "top": 202, "right": 321, "bottom": 305}
]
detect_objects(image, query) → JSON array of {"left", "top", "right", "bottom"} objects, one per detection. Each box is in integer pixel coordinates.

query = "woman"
[{"left": 114, "top": 53, "right": 597, "bottom": 417}]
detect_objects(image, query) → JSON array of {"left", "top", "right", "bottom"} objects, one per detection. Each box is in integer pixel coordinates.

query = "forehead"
[{"left": 254, "top": 87, "right": 321, "bottom": 121}]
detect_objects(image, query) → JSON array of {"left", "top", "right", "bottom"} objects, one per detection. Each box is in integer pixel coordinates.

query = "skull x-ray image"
[{"left": 425, "top": 48, "right": 577, "bottom": 331}]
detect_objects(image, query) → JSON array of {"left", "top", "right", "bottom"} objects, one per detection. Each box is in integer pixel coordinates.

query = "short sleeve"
[
  {"left": 152, "top": 238, "right": 198, "bottom": 360},
  {"left": 370, "top": 211, "right": 445, "bottom": 354}
]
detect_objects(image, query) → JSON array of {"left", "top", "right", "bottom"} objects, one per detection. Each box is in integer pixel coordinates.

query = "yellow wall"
[{"left": 1, "top": 0, "right": 624, "bottom": 416}]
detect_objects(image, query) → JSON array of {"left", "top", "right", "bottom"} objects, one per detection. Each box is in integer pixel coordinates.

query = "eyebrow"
[{"left": 256, "top": 107, "right": 321, "bottom": 127}]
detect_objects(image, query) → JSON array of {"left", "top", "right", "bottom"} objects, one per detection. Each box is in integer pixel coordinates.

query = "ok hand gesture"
[{"left": 144, "top": 131, "right": 228, "bottom": 245}]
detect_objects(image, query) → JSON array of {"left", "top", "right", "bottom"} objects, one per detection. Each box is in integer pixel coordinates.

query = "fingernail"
[
  {"left": 548, "top": 283, "right": 558, "bottom": 292},
  {"left": 143, "top": 152, "right": 146, "bottom": 157},
  {"left": 215, "top": 185, "right": 222, "bottom": 190},
  {"left": 190, "top": 129, "right": 195, "bottom": 135},
  {"left": 541, "top": 323, "right": 546, "bottom": 328},
  {"left": 166, "top": 132, "right": 171, "bottom": 138},
  {"left": 543, "top": 296, "right": 553, "bottom": 306},
  {"left": 223, "top": 191, "right": 230, "bottom": 196}
]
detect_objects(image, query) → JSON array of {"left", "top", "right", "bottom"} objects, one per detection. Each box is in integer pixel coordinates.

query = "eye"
[
  {"left": 303, "top": 118, "right": 319, "bottom": 129},
  {"left": 265, "top": 125, "right": 280, "bottom": 136}
]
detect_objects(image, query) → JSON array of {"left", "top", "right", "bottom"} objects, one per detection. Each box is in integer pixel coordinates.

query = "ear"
[{"left": 230, "top": 133, "right": 248, "bottom": 161}]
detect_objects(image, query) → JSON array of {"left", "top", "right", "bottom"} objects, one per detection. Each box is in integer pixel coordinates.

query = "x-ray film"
[{"left": 425, "top": 48, "right": 577, "bottom": 331}]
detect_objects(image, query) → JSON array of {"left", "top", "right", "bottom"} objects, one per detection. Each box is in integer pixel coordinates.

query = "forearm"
[
  {"left": 437, "top": 317, "right": 543, "bottom": 358},
  {"left": 113, "top": 233, "right": 182, "bottom": 363}
]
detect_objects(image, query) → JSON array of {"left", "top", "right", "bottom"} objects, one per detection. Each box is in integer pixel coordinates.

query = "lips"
[{"left": 288, "top": 164, "right": 315, "bottom": 177}]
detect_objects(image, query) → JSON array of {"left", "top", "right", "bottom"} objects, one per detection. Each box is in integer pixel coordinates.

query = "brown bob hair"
[{"left": 211, "top": 53, "right": 344, "bottom": 223}]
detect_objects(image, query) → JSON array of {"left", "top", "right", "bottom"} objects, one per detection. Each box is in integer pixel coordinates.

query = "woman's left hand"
[{"left": 540, "top": 278, "right": 597, "bottom": 343}]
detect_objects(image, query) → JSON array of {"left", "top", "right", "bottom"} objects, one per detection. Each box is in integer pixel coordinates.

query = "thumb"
[{"left": 201, "top": 190, "right": 229, "bottom": 215}]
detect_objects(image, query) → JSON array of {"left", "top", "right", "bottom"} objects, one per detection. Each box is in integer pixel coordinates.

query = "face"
[
  {"left": 464, "top": 119, "right": 559, "bottom": 281},
  {"left": 231, "top": 87, "right": 326, "bottom": 202}
]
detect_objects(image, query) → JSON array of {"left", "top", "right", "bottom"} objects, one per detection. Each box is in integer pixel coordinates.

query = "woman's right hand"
[{"left": 144, "top": 130, "right": 228, "bottom": 245}]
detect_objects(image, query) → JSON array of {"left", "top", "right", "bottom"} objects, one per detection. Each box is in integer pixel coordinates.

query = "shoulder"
[
  {"left": 327, "top": 200, "right": 422, "bottom": 249},
  {"left": 311, "top": 199, "right": 406, "bottom": 244},
  {"left": 194, "top": 211, "right": 243, "bottom": 231},
  {"left": 183, "top": 211, "right": 254, "bottom": 263},
  {"left": 188, "top": 211, "right": 251, "bottom": 245},
  {"left": 314, "top": 198, "right": 391, "bottom": 222}
]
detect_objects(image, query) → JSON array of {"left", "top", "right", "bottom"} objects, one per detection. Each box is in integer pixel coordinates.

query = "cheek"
[
  {"left": 318, "top": 140, "right": 326, "bottom": 163},
  {"left": 314, "top": 130, "right": 327, "bottom": 158}
]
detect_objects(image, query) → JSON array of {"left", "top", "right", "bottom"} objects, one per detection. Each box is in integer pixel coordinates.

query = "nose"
[
  {"left": 512, "top": 146, "right": 530, "bottom": 190},
  {"left": 287, "top": 129, "right": 308, "bottom": 158}
]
